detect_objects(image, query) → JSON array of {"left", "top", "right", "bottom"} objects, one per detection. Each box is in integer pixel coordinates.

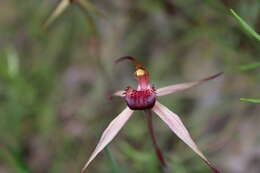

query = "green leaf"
[
  {"left": 239, "top": 62, "right": 260, "bottom": 71},
  {"left": 240, "top": 98, "right": 260, "bottom": 104},
  {"left": 230, "top": 9, "right": 260, "bottom": 41},
  {"left": 0, "top": 147, "right": 32, "bottom": 173}
]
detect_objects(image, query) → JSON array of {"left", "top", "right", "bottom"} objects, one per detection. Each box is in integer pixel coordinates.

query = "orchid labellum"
[{"left": 81, "top": 56, "right": 222, "bottom": 173}]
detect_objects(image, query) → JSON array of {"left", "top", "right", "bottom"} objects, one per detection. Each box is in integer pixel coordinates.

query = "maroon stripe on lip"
[{"left": 125, "top": 88, "right": 156, "bottom": 110}]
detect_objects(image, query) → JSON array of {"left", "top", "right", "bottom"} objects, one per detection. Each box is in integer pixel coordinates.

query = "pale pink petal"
[
  {"left": 81, "top": 107, "right": 134, "bottom": 173},
  {"left": 152, "top": 101, "right": 220, "bottom": 173},
  {"left": 156, "top": 72, "right": 223, "bottom": 96},
  {"left": 112, "top": 90, "right": 125, "bottom": 97}
]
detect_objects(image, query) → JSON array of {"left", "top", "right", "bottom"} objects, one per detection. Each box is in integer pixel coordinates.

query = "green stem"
[{"left": 105, "top": 147, "right": 121, "bottom": 173}]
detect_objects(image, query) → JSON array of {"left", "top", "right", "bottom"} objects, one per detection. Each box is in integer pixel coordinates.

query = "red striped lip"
[{"left": 124, "top": 87, "right": 156, "bottom": 110}]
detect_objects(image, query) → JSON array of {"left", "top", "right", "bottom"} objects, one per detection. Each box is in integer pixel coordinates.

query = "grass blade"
[
  {"left": 105, "top": 147, "right": 121, "bottom": 173},
  {"left": 239, "top": 62, "right": 260, "bottom": 71},
  {"left": 240, "top": 98, "right": 260, "bottom": 104},
  {"left": 230, "top": 9, "right": 260, "bottom": 41}
]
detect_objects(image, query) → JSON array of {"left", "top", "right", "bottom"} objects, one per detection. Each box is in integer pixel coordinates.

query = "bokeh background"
[{"left": 0, "top": 0, "right": 260, "bottom": 173}]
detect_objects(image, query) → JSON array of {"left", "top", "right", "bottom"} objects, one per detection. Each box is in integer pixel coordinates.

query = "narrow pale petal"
[
  {"left": 112, "top": 90, "right": 125, "bottom": 97},
  {"left": 152, "top": 101, "right": 220, "bottom": 173},
  {"left": 44, "top": 0, "right": 70, "bottom": 29},
  {"left": 81, "top": 107, "right": 134, "bottom": 173},
  {"left": 156, "top": 72, "right": 223, "bottom": 96}
]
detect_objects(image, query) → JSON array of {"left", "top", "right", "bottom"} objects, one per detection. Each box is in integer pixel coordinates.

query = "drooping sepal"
[
  {"left": 81, "top": 107, "right": 134, "bottom": 172},
  {"left": 152, "top": 101, "right": 220, "bottom": 173}
]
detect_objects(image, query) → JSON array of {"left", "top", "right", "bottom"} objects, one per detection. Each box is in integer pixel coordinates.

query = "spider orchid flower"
[{"left": 81, "top": 56, "right": 222, "bottom": 173}]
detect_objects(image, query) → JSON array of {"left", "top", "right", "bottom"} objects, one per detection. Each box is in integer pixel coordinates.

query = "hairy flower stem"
[{"left": 144, "top": 110, "right": 168, "bottom": 172}]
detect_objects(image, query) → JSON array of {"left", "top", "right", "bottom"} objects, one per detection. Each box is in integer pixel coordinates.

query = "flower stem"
[{"left": 144, "top": 110, "right": 168, "bottom": 171}]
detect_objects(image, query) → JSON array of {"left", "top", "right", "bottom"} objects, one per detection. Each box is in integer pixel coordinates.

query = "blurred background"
[{"left": 0, "top": 0, "right": 259, "bottom": 173}]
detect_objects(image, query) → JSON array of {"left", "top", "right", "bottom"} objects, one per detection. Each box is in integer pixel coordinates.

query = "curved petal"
[
  {"left": 81, "top": 107, "right": 134, "bottom": 173},
  {"left": 156, "top": 72, "right": 223, "bottom": 97},
  {"left": 115, "top": 56, "right": 151, "bottom": 90},
  {"left": 152, "top": 101, "right": 220, "bottom": 173}
]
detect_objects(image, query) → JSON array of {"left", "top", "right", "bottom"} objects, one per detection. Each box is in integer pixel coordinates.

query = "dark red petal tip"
[
  {"left": 205, "top": 162, "right": 221, "bottom": 173},
  {"left": 115, "top": 56, "right": 136, "bottom": 64},
  {"left": 115, "top": 56, "right": 143, "bottom": 69},
  {"left": 202, "top": 72, "right": 223, "bottom": 82},
  {"left": 115, "top": 56, "right": 151, "bottom": 90}
]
